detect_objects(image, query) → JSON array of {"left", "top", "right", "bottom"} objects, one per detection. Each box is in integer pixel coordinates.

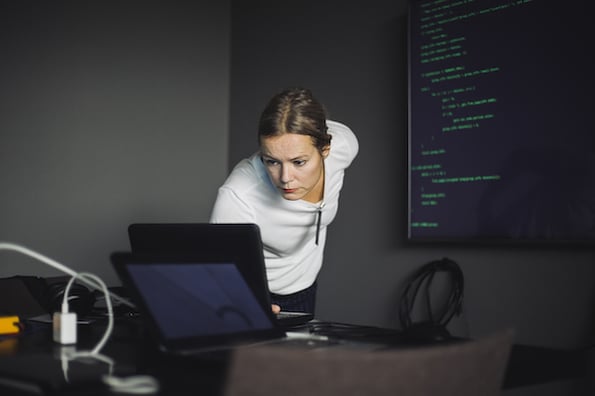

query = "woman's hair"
[{"left": 258, "top": 87, "right": 332, "bottom": 153}]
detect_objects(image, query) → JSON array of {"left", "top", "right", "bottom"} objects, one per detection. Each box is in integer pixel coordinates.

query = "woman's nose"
[{"left": 280, "top": 165, "right": 293, "bottom": 184}]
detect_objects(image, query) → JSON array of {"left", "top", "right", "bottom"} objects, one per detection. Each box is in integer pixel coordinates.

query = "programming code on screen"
[{"left": 408, "top": 0, "right": 595, "bottom": 242}]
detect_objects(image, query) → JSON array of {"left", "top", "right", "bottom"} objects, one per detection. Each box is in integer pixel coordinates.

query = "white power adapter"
[
  {"left": 53, "top": 311, "right": 77, "bottom": 344},
  {"left": 52, "top": 275, "right": 81, "bottom": 345},
  {"left": 53, "top": 312, "right": 77, "bottom": 344}
]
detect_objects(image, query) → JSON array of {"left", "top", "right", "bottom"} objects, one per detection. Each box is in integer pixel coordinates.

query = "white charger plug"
[
  {"left": 53, "top": 274, "right": 81, "bottom": 345},
  {"left": 53, "top": 311, "right": 77, "bottom": 344}
]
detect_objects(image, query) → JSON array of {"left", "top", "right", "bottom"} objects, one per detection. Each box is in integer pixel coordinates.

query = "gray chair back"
[{"left": 224, "top": 329, "right": 514, "bottom": 396}]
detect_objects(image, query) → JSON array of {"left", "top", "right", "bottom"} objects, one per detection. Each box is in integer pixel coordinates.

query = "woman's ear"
[{"left": 321, "top": 145, "right": 330, "bottom": 159}]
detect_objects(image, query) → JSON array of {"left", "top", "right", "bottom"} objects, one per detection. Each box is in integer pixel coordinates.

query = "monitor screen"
[
  {"left": 127, "top": 263, "right": 273, "bottom": 339},
  {"left": 407, "top": 0, "right": 595, "bottom": 244}
]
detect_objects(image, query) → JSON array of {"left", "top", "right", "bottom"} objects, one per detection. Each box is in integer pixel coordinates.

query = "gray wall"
[
  {"left": 229, "top": 0, "right": 595, "bottom": 380},
  {"left": 230, "top": 2, "right": 595, "bottom": 394},
  {"left": 0, "top": 1, "right": 230, "bottom": 285}
]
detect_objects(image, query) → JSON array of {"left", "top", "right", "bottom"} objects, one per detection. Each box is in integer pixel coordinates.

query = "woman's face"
[{"left": 260, "top": 133, "right": 329, "bottom": 203}]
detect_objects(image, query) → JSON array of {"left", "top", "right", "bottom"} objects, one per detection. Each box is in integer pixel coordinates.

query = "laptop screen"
[
  {"left": 127, "top": 223, "right": 273, "bottom": 311},
  {"left": 126, "top": 262, "right": 273, "bottom": 339},
  {"left": 111, "top": 253, "right": 284, "bottom": 352}
]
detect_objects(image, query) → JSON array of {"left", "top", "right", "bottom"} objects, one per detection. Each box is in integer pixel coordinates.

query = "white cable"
[
  {"left": 61, "top": 344, "right": 159, "bottom": 394},
  {"left": 61, "top": 275, "right": 159, "bottom": 395},
  {"left": 0, "top": 242, "right": 159, "bottom": 394},
  {"left": 0, "top": 242, "right": 135, "bottom": 308},
  {"left": 63, "top": 272, "right": 114, "bottom": 355},
  {"left": 102, "top": 374, "right": 160, "bottom": 394}
]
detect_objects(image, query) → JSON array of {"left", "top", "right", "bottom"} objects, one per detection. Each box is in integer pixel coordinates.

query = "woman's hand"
[{"left": 271, "top": 304, "right": 281, "bottom": 314}]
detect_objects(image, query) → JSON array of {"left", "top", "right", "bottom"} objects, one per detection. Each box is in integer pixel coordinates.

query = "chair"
[{"left": 224, "top": 329, "right": 514, "bottom": 396}]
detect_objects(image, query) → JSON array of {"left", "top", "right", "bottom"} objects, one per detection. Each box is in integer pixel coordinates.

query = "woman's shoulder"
[
  {"left": 221, "top": 154, "right": 270, "bottom": 193},
  {"left": 327, "top": 120, "right": 359, "bottom": 164}
]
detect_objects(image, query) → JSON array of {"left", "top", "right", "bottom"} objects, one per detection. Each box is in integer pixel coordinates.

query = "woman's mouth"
[{"left": 282, "top": 188, "right": 297, "bottom": 194}]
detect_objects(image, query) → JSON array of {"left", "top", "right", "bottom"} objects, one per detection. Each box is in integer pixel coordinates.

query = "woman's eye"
[
  {"left": 264, "top": 159, "right": 279, "bottom": 166},
  {"left": 294, "top": 160, "right": 306, "bottom": 166}
]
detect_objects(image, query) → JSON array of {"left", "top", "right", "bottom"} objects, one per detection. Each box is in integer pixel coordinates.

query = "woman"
[{"left": 210, "top": 87, "right": 358, "bottom": 314}]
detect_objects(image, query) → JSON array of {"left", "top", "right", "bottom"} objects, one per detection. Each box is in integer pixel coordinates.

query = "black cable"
[
  {"left": 307, "top": 321, "right": 402, "bottom": 344},
  {"left": 398, "top": 257, "right": 464, "bottom": 331}
]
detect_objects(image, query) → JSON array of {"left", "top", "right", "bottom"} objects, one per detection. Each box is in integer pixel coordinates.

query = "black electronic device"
[
  {"left": 111, "top": 252, "right": 284, "bottom": 354},
  {"left": 128, "top": 223, "right": 270, "bottom": 309},
  {"left": 407, "top": 0, "right": 595, "bottom": 245},
  {"left": 110, "top": 252, "right": 373, "bottom": 356},
  {"left": 127, "top": 223, "right": 313, "bottom": 327},
  {"left": 0, "top": 275, "right": 96, "bottom": 318}
]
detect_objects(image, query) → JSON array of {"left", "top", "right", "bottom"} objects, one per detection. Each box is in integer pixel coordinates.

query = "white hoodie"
[{"left": 210, "top": 120, "right": 359, "bottom": 295}]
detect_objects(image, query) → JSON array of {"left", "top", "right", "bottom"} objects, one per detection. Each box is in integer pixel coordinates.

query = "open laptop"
[
  {"left": 110, "top": 252, "right": 351, "bottom": 356},
  {"left": 127, "top": 223, "right": 314, "bottom": 326}
]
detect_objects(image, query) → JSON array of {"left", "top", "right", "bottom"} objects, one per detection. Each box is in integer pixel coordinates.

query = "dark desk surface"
[{"left": 0, "top": 317, "right": 592, "bottom": 395}]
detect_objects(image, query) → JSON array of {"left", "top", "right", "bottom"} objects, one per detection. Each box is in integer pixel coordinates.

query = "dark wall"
[
  {"left": 229, "top": 0, "right": 595, "bottom": 357},
  {"left": 0, "top": 1, "right": 230, "bottom": 284}
]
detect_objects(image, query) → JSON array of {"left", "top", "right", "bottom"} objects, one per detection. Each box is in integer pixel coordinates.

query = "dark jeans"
[{"left": 270, "top": 281, "right": 317, "bottom": 314}]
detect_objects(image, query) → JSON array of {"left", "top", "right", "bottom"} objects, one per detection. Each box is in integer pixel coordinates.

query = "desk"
[
  {"left": 0, "top": 317, "right": 592, "bottom": 395},
  {"left": 503, "top": 343, "right": 593, "bottom": 390}
]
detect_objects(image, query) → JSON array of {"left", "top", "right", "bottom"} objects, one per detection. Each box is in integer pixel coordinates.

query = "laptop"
[
  {"left": 127, "top": 223, "right": 314, "bottom": 326},
  {"left": 110, "top": 252, "right": 346, "bottom": 356}
]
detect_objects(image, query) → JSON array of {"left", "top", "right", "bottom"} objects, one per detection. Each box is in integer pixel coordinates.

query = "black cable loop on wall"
[{"left": 398, "top": 257, "right": 465, "bottom": 331}]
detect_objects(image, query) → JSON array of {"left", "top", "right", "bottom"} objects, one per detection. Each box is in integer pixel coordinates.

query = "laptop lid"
[
  {"left": 111, "top": 252, "right": 286, "bottom": 354},
  {"left": 127, "top": 223, "right": 314, "bottom": 326},
  {"left": 127, "top": 223, "right": 272, "bottom": 312}
]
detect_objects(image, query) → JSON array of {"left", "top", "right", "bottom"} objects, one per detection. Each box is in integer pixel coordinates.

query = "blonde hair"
[{"left": 258, "top": 87, "right": 331, "bottom": 153}]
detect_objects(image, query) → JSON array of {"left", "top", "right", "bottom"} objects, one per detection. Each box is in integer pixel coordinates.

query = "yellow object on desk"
[{"left": 0, "top": 316, "right": 20, "bottom": 335}]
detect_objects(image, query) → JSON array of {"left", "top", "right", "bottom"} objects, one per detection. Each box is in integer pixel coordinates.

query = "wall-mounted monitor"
[
  {"left": 407, "top": 0, "right": 595, "bottom": 244},
  {"left": 408, "top": 0, "right": 595, "bottom": 244}
]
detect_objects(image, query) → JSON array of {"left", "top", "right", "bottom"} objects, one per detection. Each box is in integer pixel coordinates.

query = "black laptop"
[
  {"left": 110, "top": 252, "right": 355, "bottom": 357},
  {"left": 127, "top": 223, "right": 314, "bottom": 326}
]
